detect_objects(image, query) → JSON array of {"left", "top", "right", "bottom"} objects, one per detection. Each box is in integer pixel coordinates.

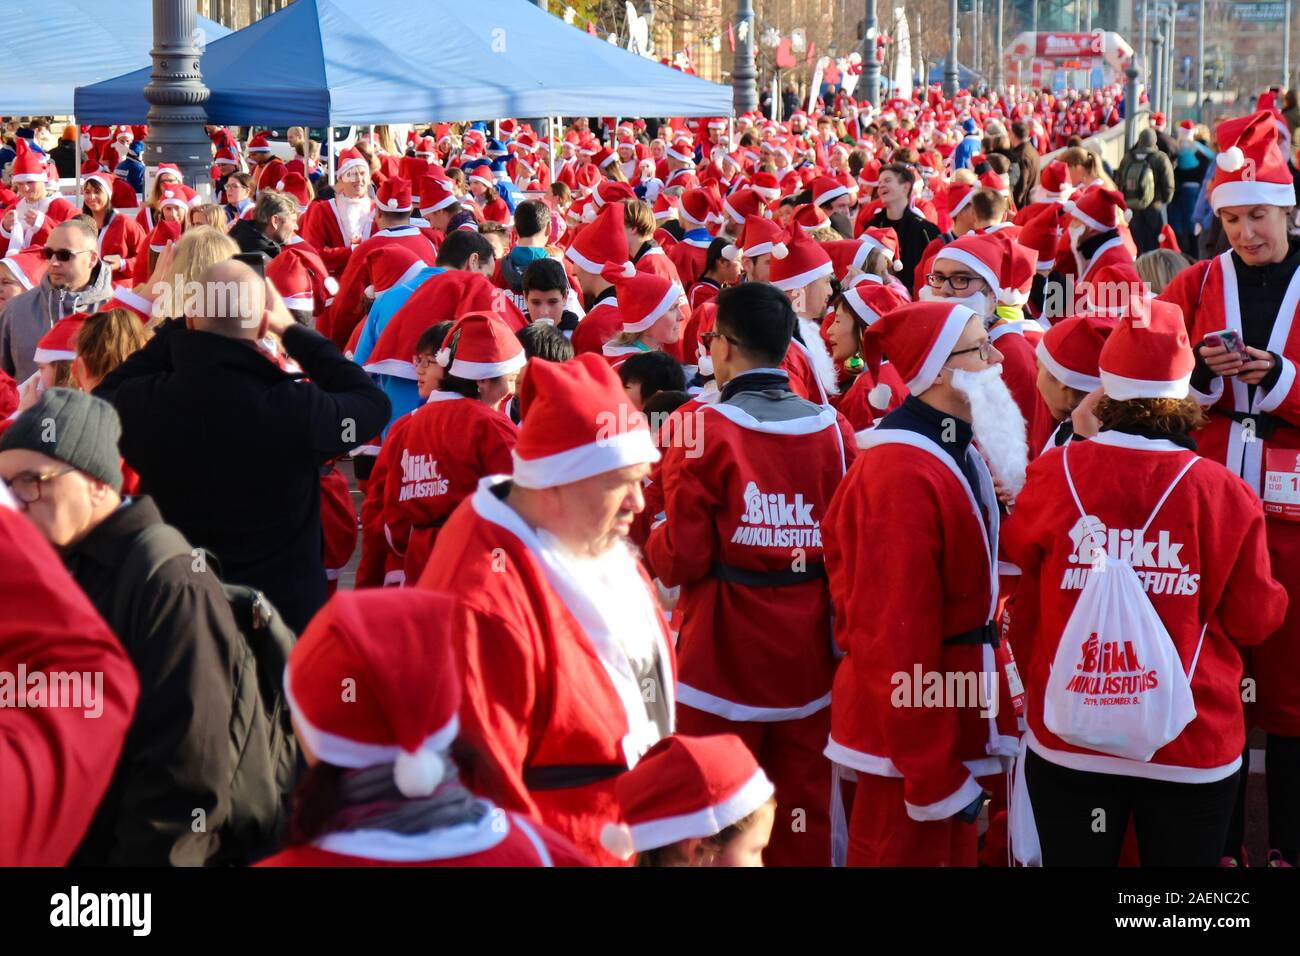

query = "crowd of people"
[{"left": 2, "top": 77, "right": 1300, "bottom": 869}]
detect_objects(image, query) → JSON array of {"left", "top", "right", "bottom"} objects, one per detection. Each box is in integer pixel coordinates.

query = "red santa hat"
[
  {"left": 601, "top": 261, "right": 686, "bottom": 335},
  {"left": 1065, "top": 186, "right": 1131, "bottom": 231},
  {"left": 1158, "top": 223, "right": 1181, "bottom": 252},
  {"left": 811, "top": 175, "right": 851, "bottom": 209},
  {"left": 267, "top": 252, "right": 318, "bottom": 312},
  {"left": 101, "top": 285, "right": 153, "bottom": 322},
  {"left": 723, "top": 215, "right": 786, "bottom": 262},
  {"left": 363, "top": 244, "right": 425, "bottom": 299},
  {"left": 666, "top": 135, "right": 695, "bottom": 163},
  {"left": 750, "top": 171, "right": 781, "bottom": 202},
  {"left": 511, "top": 352, "right": 659, "bottom": 489},
  {"left": 33, "top": 317, "right": 84, "bottom": 364},
  {"left": 857, "top": 226, "right": 903, "bottom": 272},
  {"left": 565, "top": 200, "right": 630, "bottom": 274},
  {"left": 592, "top": 179, "right": 637, "bottom": 210},
  {"left": 374, "top": 177, "right": 413, "bottom": 214},
  {"left": 720, "top": 187, "right": 765, "bottom": 226},
  {"left": 1210, "top": 109, "right": 1295, "bottom": 212},
  {"left": 335, "top": 147, "right": 369, "bottom": 179},
  {"left": 997, "top": 237, "right": 1037, "bottom": 306},
  {"left": 437, "top": 310, "right": 526, "bottom": 379},
  {"left": 652, "top": 191, "right": 679, "bottom": 222},
  {"left": 82, "top": 172, "right": 115, "bottom": 200},
  {"left": 275, "top": 172, "right": 312, "bottom": 212},
  {"left": 155, "top": 163, "right": 183, "bottom": 184},
  {"left": 147, "top": 219, "right": 182, "bottom": 253},
  {"left": 598, "top": 734, "right": 775, "bottom": 861},
  {"left": 247, "top": 132, "right": 273, "bottom": 153},
  {"left": 9, "top": 139, "right": 47, "bottom": 183},
  {"left": 767, "top": 226, "right": 833, "bottom": 292},
  {"left": 792, "top": 202, "right": 830, "bottom": 234},
  {"left": 679, "top": 188, "right": 722, "bottom": 229},
  {"left": 286, "top": 589, "right": 461, "bottom": 798},
  {"left": 1035, "top": 314, "right": 1113, "bottom": 393},
  {"left": 1150, "top": 111, "right": 1167, "bottom": 130},
  {"left": 860, "top": 300, "right": 979, "bottom": 393},
  {"left": 840, "top": 278, "right": 909, "bottom": 329},
  {"left": 0, "top": 248, "right": 49, "bottom": 291},
  {"left": 1098, "top": 299, "right": 1194, "bottom": 400},
  {"left": 1018, "top": 206, "right": 1063, "bottom": 272},
  {"left": 110, "top": 177, "right": 139, "bottom": 211},
  {"left": 1037, "top": 159, "right": 1071, "bottom": 199},
  {"left": 419, "top": 175, "right": 457, "bottom": 214},
  {"left": 932, "top": 231, "right": 1005, "bottom": 298}
]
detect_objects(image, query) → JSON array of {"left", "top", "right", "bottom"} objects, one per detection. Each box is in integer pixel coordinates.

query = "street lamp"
[
  {"left": 862, "top": 0, "right": 882, "bottom": 105},
  {"left": 734, "top": 0, "right": 758, "bottom": 113},
  {"left": 944, "top": 0, "right": 960, "bottom": 96},
  {"left": 142, "top": 0, "right": 212, "bottom": 189},
  {"left": 993, "top": 0, "right": 1004, "bottom": 93}
]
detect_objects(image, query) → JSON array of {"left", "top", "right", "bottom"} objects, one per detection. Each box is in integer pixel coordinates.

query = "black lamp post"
[{"left": 142, "top": 0, "right": 212, "bottom": 189}]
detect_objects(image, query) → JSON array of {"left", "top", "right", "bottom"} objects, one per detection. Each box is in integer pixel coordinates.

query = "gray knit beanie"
[{"left": 0, "top": 388, "right": 123, "bottom": 492}]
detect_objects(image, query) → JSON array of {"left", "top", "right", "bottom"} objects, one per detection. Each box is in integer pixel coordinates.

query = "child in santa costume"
[
  {"left": 132, "top": 162, "right": 185, "bottom": 234},
  {"left": 257, "top": 589, "right": 588, "bottom": 866},
  {"left": 417, "top": 354, "right": 674, "bottom": 865},
  {"left": 382, "top": 311, "right": 522, "bottom": 583},
  {"left": 645, "top": 283, "right": 854, "bottom": 866},
  {"left": 598, "top": 261, "right": 687, "bottom": 370},
  {"left": 1158, "top": 109, "right": 1300, "bottom": 867},
  {"left": 566, "top": 201, "right": 632, "bottom": 356},
  {"left": 600, "top": 734, "right": 777, "bottom": 867},
  {"left": 823, "top": 301, "right": 1018, "bottom": 866},
  {"left": 1003, "top": 299, "right": 1288, "bottom": 866}
]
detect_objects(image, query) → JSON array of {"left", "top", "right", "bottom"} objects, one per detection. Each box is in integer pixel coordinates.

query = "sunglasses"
[
  {"left": 40, "top": 247, "right": 90, "bottom": 263},
  {"left": 699, "top": 330, "right": 743, "bottom": 349}
]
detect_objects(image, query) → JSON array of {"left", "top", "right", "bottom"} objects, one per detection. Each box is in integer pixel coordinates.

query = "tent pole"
[
  {"left": 328, "top": 125, "right": 336, "bottom": 187},
  {"left": 550, "top": 115, "right": 558, "bottom": 182},
  {"left": 75, "top": 131, "right": 82, "bottom": 199}
]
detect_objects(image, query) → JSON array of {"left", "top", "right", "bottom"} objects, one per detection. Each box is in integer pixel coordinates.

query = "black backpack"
[
  {"left": 1121, "top": 154, "right": 1157, "bottom": 211},
  {"left": 113, "top": 523, "right": 299, "bottom": 864}
]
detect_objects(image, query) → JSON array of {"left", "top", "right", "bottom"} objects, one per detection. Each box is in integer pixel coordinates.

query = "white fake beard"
[
  {"left": 336, "top": 194, "right": 371, "bottom": 241},
  {"left": 950, "top": 365, "right": 1029, "bottom": 497},
  {"left": 537, "top": 531, "right": 660, "bottom": 672},
  {"left": 797, "top": 316, "right": 841, "bottom": 397},
  {"left": 918, "top": 285, "right": 991, "bottom": 320}
]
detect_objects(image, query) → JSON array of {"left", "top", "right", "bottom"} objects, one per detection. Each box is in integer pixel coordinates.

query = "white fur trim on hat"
[
  {"left": 908, "top": 305, "right": 976, "bottom": 394},
  {"left": 817, "top": 184, "right": 849, "bottom": 206},
  {"left": 449, "top": 349, "right": 526, "bottom": 381},
  {"left": 770, "top": 259, "right": 833, "bottom": 292},
  {"left": 932, "top": 247, "right": 1002, "bottom": 299},
  {"left": 511, "top": 427, "right": 660, "bottom": 490},
  {"left": 1211, "top": 179, "right": 1296, "bottom": 212},
  {"left": 283, "top": 293, "right": 314, "bottom": 311},
  {"left": 33, "top": 347, "right": 75, "bottom": 363},
  {"left": 720, "top": 244, "right": 741, "bottom": 261},
  {"left": 1100, "top": 369, "right": 1192, "bottom": 401},
  {"left": 1035, "top": 337, "right": 1101, "bottom": 394},
  {"left": 623, "top": 283, "right": 685, "bottom": 334},
  {"left": 1064, "top": 200, "right": 1109, "bottom": 234}
]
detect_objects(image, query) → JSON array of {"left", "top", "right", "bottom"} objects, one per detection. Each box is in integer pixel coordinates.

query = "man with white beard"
[
  {"left": 822, "top": 301, "right": 1025, "bottom": 866},
  {"left": 302, "top": 147, "right": 375, "bottom": 278},
  {"left": 418, "top": 353, "right": 674, "bottom": 866}
]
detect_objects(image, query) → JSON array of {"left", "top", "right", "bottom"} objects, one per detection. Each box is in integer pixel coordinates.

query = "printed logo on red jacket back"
[
  {"left": 730, "top": 480, "right": 822, "bottom": 549},
  {"left": 1060, "top": 515, "right": 1199, "bottom": 595},
  {"left": 399, "top": 450, "right": 449, "bottom": 501}
]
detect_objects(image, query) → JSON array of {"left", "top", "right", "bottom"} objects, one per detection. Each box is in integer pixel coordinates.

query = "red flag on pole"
[
  {"left": 727, "top": 22, "right": 735, "bottom": 52},
  {"left": 776, "top": 37, "right": 796, "bottom": 69},
  {"left": 807, "top": 42, "right": 816, "bottom": 64}
]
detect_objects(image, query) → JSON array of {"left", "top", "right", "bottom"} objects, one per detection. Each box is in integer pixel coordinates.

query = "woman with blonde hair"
[
  {"left": 1135, "top": 247, "right": 1193, "bottom": 294},
  {"left": 145, "top": 225, "right": 238, "bottom": 326},
  {"left": 73, "top": 308, "right": 150, "bottom": 392},
  {"left": 188, "top": 203, "right": 229, "bottom": 233},
  {"left": 1060, "top": 146, "right": 1116, "bottom": 190}
]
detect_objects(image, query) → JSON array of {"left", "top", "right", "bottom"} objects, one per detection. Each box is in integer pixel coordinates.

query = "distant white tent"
[{"left": 892, "top": 8, "right": 913, "bottom": 102}]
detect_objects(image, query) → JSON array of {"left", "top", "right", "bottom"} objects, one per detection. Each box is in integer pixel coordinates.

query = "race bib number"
[{"left": 1263, "top": 448, "right": 1300, "bottom": 522}]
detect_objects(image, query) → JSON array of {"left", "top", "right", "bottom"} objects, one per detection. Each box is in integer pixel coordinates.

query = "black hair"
[
  {"left": 521, "top": 257, "right": 569, "bottom": 295},
  {"left": 714, "top": 282, "right": 794, "bottom": 366},
  {"left": 700, "top": 237, "right": 734, "bottom": 282},
  {"left": 618, "top": 349, "right": 686, "bottom": 403},
  {"left": 513, "top": 200, "right": 551, "bottom": 239},
  {"left": 516, "top": 321, "right": 574, "bottom": 362},
  {"left": 436, "top": 229, "right": 494, "bottom": 269},
  {"left": 438, "top": 327, "right": 484, "bottom": 398},
  {"left": 879, "top": 163, "right": 916, "bottom": 187},
  {"left": 642, "top": 388, "right": 691, "bottom": 421},
  {"left": 415, "top": 319, "right": 454, "bottom": 356}
]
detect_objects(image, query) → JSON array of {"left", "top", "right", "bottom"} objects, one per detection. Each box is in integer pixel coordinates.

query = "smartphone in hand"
[{"left": 1204, "top": 328, "right": 1249, "bottom": 360}]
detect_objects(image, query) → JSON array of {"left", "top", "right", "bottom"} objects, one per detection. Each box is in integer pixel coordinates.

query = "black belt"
[
  {"left": 709, "top": 562, "right": 827, "bottom": 587},
  {"left": 523, "top": 763, "right": 627, "bottom": 791},
  {"left": 1221, "top": 409, "right": 1285, "bottom": 442},
  {"left": 943, "top": 622, "right": 999, "bottom": 646}
]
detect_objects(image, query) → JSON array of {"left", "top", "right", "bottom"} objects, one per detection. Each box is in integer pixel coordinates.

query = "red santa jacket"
[
  {"left": 257, "top": 806, "right": 588, "bottom": 867},
  {"left": 302, "top": 196, "right": 376, "bottom": 277},
  {"left": 320, "top": 225, "right": 438, "bottom": 349},
  {"left": 1159, "top": 251, "right": 1300, "bottom": 736},
  {"left": 664, "top": 233, "right": 712, "bottom": 287},
  {"left": 831, "top": 361, "right": 907, "bottom": 431},
  {"left": 252, "top": 157, "right": 287, "bottom": 195},
  {"left": 988, "top": 320, "right": 1052, "bottom": 451},
  {"left": 383, "top": 392, "right": 518, "bottom": 582},
  {"left": 356, "top": 417, "right": 406, "bottom": 588},
  {"left": 418, "top": 478, "right": 676, "bottom": 865},
  {"left": 2, "top": 195, "right": 78, "bottom": 253},
  {"left": 0, "top": 506, "right": 139, "bottom": 865},
  {"left": 97, "top": 212, "right": 149, "bottom": 287},
  {"left": 645, "top": 399, "right": 847, "bottom": 716},
  {"left": 823, "top": 427, "right": 1013, "bottom": 820},
  {"left": 1003, "top": 430, "right": 1288, "bottom": 779},
  {"left": 571, "top": 294, "right": 622, "bottom": 356},
  {"left": 320, "top": 463, "right": 356, "bottom": 596}
]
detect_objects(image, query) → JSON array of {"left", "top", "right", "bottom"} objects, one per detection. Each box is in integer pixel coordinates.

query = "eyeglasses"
[
  {"left": 3, "top": 466, "right": 75, "bottom": 504},
  {"left": 414, "top": 355, "right": 437, "bottom": 370},
  {"left": 949, "top": 340, "right": 995, "bottom": 362},
  {"left": 40, "top": 247, "right": 91, "bottom": 263},
  {"left": 925, "top": 272, "right": 982, "bottom": 291},
  {"left": 699, "top": 330, "right": 743, "bottom": 349}
]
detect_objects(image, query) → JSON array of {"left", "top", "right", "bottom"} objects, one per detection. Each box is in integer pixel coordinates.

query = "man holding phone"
[{"left": 95, "top": 259, "right": 390, "bottom": 632}]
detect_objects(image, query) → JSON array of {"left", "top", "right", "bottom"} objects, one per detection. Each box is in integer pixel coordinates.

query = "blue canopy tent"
[
  {"left": 0, "top": 0, "right": 228, "bottom": 116},
  {"left": 74, "top": 0, "right": 733, "bottom": 125},
  {"left": 925, "top": 63, "right": 984, "bottom": 88}
]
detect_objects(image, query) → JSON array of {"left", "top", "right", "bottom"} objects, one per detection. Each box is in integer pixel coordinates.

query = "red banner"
[
  {"left": 1036, "top": 32, "right": 1103, "bottom": 57},
  {"left": 776, "top": 37, "right": 797, "bottom": 69}
]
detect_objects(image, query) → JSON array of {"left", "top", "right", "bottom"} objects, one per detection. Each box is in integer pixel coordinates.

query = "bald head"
[{"left": 191, "top": 259, "right": 266, "bottom": 340}]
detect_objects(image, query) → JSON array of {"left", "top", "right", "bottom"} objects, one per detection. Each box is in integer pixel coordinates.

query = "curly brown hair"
[{"left": 1095, "top": 395, "right": 1207, "bottom": 435}]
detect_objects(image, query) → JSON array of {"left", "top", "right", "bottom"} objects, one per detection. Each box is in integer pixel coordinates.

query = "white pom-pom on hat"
[
  {"left": 770, "top": 241, "right": 789, "bottom": 259},
  {"left": 276, "top": 179, "right": 286, "bottom": 191},
  {"left": 363, "top": 284, "right": 377, "bottom": 299},
  {"left": 622, "top": 261, "right": 637, "bottom": 278},
  {"left": 891, "top": 258, "right": 903, "bottom": 272},
  {"left": 1217, "top": 145, "right": 1245, "bottom": 173},
  {"left": 721, "top": 244, "right": 741, "bottom": 261},
  {"left": 582, "top": 204, "right": 597, "bottom": 223},
  {"left": 868, "top": 382, "right": 893, "bottom": 410},
  {"left": 325, "top": 277, "right": 340, "bottom": 295},
  {"left": 435, "top": 347, "right": 451, "bottom": 368},
  {"left": 1122, "top": 208, "right": 1134, "bottom": 224},
  {"left": 599, "top": 822, "right": 636, "bottom": 861},
  {"left": 393, "top": 748, "right": 446, "bottom": 798}
]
